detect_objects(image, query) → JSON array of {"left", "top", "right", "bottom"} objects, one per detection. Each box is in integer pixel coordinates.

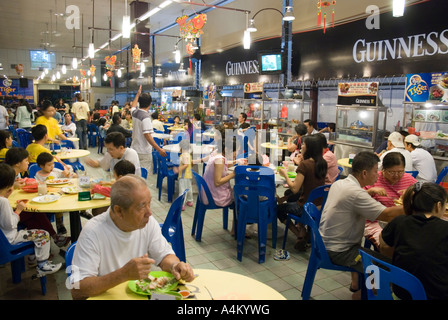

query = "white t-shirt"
[
  {"left": 131, "top": 108, "right": 154, "bottom": 154},
  {"left": 152, "top": 119, "right": 165, "bottom": 132},
  {"left": 319, "top": 174, "right": 386, "bottom": 252},
  {"left": 98, "top": 147, "right": 141, "bottom": 176},
  {"left": 0, "top": 105, "right": 8, "bottom": 130},
  {"left": 71, "top": 208, "right": 174, "bottom": 281},
  {"left": 72, "top": 101, "right": 90, "bottom": 121},
  {"left": 0, "top": 197, "right": 20, "bottom": 243},
  {"left": 410, "top": 148, "right": 437, "bottom": 183},
  {"left": 379, "top": 148, "right": 413, "bottom": 171},
  {"left": 61, "top": 122, "right": 77, "bottom": 138}
]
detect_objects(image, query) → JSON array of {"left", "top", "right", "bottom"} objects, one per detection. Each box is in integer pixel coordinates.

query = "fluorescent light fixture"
[
  {"left": 61, "top": 65, "right": 67, "bottom": 74},
  {"left": 138, "top": 1, "right": 172, "bottom": 21},
  {"left": 117, "top": 69, "right": 122, "bottom": 78},
  {"left": 111, "top": 33, "right": 122, "bottom": 41},
  {"left": 159, "top": 0, "right": 172, "bottom": 9},
  {"left": 99, "top": 42, "right": 108, "bottom": 49},
  {"left": 393, "top": 0, "right": 405, "bottom": 17},
  {"left": 283, "top": 6, "right": 295, "bottom": 21},
  {"left": 247, "top": 19, "right": 257, "bottom": 33},
  {"left": 243, "top": 30, "right": 251, "bottom": 49},
  {"left": 88, "top": 43, "right": 95, "bottom": 59},
  {"left": 122, "top": 15, "right": 131, "bottom": 38}
]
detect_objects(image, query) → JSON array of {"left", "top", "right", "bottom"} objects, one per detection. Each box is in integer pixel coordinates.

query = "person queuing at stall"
[
  {"left": 106, "top": 113, "right": 132, "bottom": 138},
  {"left": 319, "top": 151, "right": 405, "bottom": 299},
  {"left": 85, "top": 132, "right": 141, "bottom": 177},
  {"left": 69, "top": 175, "right": 195, "bottom": 300},
  {"left": 0, "top": 130, "right": 13, "bottom": 160},
  {"left": 0, "top": 163, "right": 63, "bottom": 276},
  {"left": 380, "top": 182, "right": 448, "bottom": 300},
  {"left": 378, "top": 131, "right": 413, "bottom": 171},
  {"left": 277, "top": 134, "right": 328, "bottom": 252},
  {"left": 364, "top": 152, "right": 417, "bottom": 248},
  {"left": 130, "top": 85, "right": 167, "bottom": 174},
  {"left": 404, "top": 134, "right": 437, "bottom": 183},
  {"left": 71, "top": 93, "right": 90, "bottom": 150},
  {"left": 303, "top": 119, "right": 318, "bottom": 136},
  {"left": 15, "top": 99, "right": 34, "bottom": 130},
  {"left": 35, "top": 100, "right": 68, "bottom": 144}
]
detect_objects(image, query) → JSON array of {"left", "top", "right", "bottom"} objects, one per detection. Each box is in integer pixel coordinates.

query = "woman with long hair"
[
  {"left": 277, "top": 134, "right": 328, "bottom": 250},
  {"left": 15, "top": 99, "right": 34, "bottom": 130}
]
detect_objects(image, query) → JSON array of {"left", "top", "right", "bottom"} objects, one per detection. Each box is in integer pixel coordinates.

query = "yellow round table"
[
  {"left": 261, "top": 142, "right": 288, "bottom": 150},
  {"left": 57, "top": 149, "right": 90, "bottom": 160},
  {"left": 88, "top": 268, "right": 286, "bottom": 300},
  {"left": 167, "top": 126, "right": 185, "bottom": 132},
  {"left": 10, "top": 178, "right": 110, "bottom": 241},
  {"left": 337, "top": 157, "right": 352, "bottom": 168}
]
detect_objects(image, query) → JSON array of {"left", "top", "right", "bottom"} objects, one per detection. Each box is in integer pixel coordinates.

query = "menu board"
[
  {"left": 337, "top": 82, "right": 379, "bottom": 106},
  {"left": 243, "top": 82, "right": 263, "bottom": 99},
  {"left": 405, "top": 72, "right": 448, "bottom": 103}
]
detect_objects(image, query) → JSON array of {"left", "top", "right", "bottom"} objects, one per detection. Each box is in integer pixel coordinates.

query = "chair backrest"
[
  {"left": 156, "top": 152, "right": 170, "bottom": 176},
  {"left": 0, "top": 228, "right": 34, "bottom": 264},
  {"left": 28, "top": 162, "right": 65, "bottom": 179},
  {"left": 436, "top": 165, "right": 448, "bottom": 185},
  {"left": 161, "top": 190, "right": 187, "bottom": 262},
  {"left": 141, "top": 167, "right": 148, "bottom": 179},
  {"left": 65, "top": 242, "right": 77, "bottom": 277},
  {"left": 336, "top": 166, "right": 343, "bottom": 180},
  {"left": 234, "top": 165, "right": 275, "bottom": 189},
  {"left": 16, "top": 128, "right": 33, "bottom": 148},
  {"left": 192, "top": 171, "right": 216, "bottom": 208},
  {"left": 60, "top": 140, "right": 75, "bottom": 149},
  {"left": 306, "top": 184, "right": 331, "bottom": 224},
  {"left": 405, "top": 170, "right": 419, "bottom": 178},
  {"left": 303, "top": 202, "right": 351, "bottom": 271},
  {"left": 172, "top": 131, "right": 187, "bottom": 144},
  {"left": 358, "top": 250, "right": 427, "bottom": 300}
]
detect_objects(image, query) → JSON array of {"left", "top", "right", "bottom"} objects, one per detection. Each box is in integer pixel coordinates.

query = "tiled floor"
[{"left": 0, "top": 146, "right": 354, "bottom": 300}]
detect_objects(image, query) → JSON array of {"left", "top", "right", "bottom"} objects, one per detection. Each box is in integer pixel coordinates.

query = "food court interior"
[{"left": 1, "top": 0, "right": 448, "bottom": 301}]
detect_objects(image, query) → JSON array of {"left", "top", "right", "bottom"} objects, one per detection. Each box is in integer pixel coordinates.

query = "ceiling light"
[
  {"left": 122, "top": 15, "right": 131, "bottom": 38},
  {"left": 117, "top": 69, "right": 122, "bottom": 78},
  {"left": 393, "top": 0, "right": 405, "bottom": 17},
  {"left": 283, "top": 6, "right": 295, "bottom": 21},
  {"left": 247, "top": 19, "right": 257, "bottom": 32},
  {"left": 51, "top": 74, "right": 56, "bottom": 81},
  {"left": 61, "top": 64, "right": 67, "bottom": 74},
  {"left": 159, "top": 0, "right": 172, "bottom": 9},
  {"left": 72, "top": 57, "right": 78, "bottom": 69},
  {"left": 174, "top": 46, "right": 181, "bottom": 64},
  {"left": 103, "top": 73, "right": 108, "bottom": 81},
  {"left": 140, "top": 63, "right": 146, "bottom": 73},
  {"left": 56, "top": 71, "right": 61, "bottom": 79},
  {"left": 88, "top": 42, "right": 95, "bottom": 59},
  {"left": 243, "top": 30, "right": 251, "bottom": 49},
  {"left": 92, "top": 76, "right": 97, "bottom": 83}
]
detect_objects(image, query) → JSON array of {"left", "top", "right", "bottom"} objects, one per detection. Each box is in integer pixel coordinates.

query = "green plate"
[
  {"left": 128, "top": 271, "right": 179, "bottom": 296},
  {"left": 287, "top": 172, "right": 297, "bottom": 178}
]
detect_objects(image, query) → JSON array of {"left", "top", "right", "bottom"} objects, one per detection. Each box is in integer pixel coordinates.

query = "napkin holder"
[{"left": 78, "top": 191, "right": 91, "bottom": 201}]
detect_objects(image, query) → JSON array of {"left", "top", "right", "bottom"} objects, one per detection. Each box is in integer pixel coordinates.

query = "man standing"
[
  {"left": 131, "top": 86, "right": 167, "bottom": 173},
  {"left": 69, "top": 175, "right": 195, "bottom": 299},
  {"left": 71, "top": 93, "right": 90, "bottom": 150},
  {"left": 94, "top": 99, "right": 101, "bottom": 111},
  {"left": 238, "top": 112, "right": 247, "bottom": 129}
]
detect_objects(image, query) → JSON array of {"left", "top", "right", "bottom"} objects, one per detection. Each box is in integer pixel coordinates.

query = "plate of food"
[
  {"left": 128, "top": 271, "right": 179, "bottom": 296},
  {"left": 31, "top": 194, "right": 61, "bottom": 204},
  {"left": 429, "top": 85, "right": 444, "bottom": 101},
  {"left": 46, "top": 178, "right": 71, "bottom": 185},
  {"left": 439, "top": 73, "right": 448, "bottom": 90},
  {"left": 61, "top": 186, "right": 80, "bottom": 194}
]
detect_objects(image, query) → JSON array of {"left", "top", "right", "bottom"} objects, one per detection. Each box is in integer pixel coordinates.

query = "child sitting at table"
[
  {"left": 178, "top": 139, "right": 194, "bottom": 210},
  {"left": 0, "top": 163, "right": 63, "bottom": 276},
  {"left": 0, "top": 130, "right": 13, "bottom": 160},
  {"left": 90, "top": 159, "right": 136, "bottom": 198},
  {"left": 35, "top": 152, "right": 76, "bottom": 182}
]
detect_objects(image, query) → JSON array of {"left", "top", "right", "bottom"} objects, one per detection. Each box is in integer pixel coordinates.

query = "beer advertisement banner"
[
  {"left": 337, "top": 82, "right": 379, "bottom": 106},
  {"left": 405, "top": 72, "right": 448, "bottom": 103}
]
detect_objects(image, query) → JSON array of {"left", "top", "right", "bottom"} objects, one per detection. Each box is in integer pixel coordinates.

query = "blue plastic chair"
[
  {"left": 233, "top": 166, "right": 277, "bottom": 263},
  {"left": 336, "top": 166, "right": 343, "bottom": 180},
  {"left": 191, "top": 171, "right": 232, "bottom": 242},
  {"left": 406, "top": 170, "right": 419, "bottom": 178},
  {"left": 301, "top": 202, "right": 363, "bottom": 300},
  {"left": 0, "top": 228, "right": 47, "bottom": 295},
  {"left": 65, "top": 241, "right": 77, "bottom": 278},
  {"left": 436, "top": 165, "right": 448, "bottom": 184},
  {"left": 87, "top": 124, "right": 98, "bottom": 148},
  {"left": 152, "top": 137, "right": 164, "bottom": 174},
  {"left": 28, "top": 162, "right": 66, "bottom": 178},
  {"left": 16, "top": 128, "right": 34, "bottom": 148},
  {"left": 156, "top": 152, "right": 178, "bottom": 202},
  {"left": 160, "top": 190, "right": 187, "bottom": 262},
  {"left": 170, "top": 131, "right": 188, "bottom": 145},
  {"left": 141, "top": 167, "right": 148, "bottom": 179},
  {"left": 282, "top": 184, "right": 331, "bottom": 250},
  {"left": 358, "top": 249, "right": 427, "bottom": 300}
]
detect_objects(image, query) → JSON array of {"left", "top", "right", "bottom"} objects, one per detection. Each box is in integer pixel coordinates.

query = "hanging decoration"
[
  {"left": 89, "top": 65, "right": 96, "bottom": 77},
  {"left": 131, "top": 44, "right": 141, "bottom": 73},
  {"left": 104, "top": 55, "right": 116, "bottom": 87},
  {"left": 317, "top": 1, "right": 336, "bottom": 34},
  {"left": 176, "top": 14, "right": 207, "bottom": 44},
  {"left": 15, "top": 64, "right": 24, "bottom": 77}
]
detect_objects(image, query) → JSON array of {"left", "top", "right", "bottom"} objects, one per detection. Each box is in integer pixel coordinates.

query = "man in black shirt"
[{"left": 107, "top": 113, "right": 131, "bottom": 138}]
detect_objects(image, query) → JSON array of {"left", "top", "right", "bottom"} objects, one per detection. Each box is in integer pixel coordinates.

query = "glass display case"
[
  {"left": 334, "top": 104, "right": 387, "bottom": 151},
  {"left": 203, "top": 99, "right": 223, "bottom": 125}
]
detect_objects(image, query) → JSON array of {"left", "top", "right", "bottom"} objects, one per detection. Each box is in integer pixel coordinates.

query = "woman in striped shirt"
[{"left": 364, "top": 152, "right": 417, "bottom": 247}]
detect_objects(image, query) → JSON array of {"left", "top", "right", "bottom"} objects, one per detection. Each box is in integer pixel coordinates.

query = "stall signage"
[
  {"left": 0, "top": 78, "right": 34, "bottom": 103},
  {"left": 337, "top": 82, "right": 379, "bottom": 106},
  {"left": 404, "top": 72, "right": 448, "bottom": 103},
  {"left": 243, "top": 82, "right": 263, "bottom": 99}
]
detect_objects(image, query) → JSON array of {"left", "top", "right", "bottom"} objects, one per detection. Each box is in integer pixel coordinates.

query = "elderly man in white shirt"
[
  {"left": 404, "top": 134, "right": 437, "bottom": 183},
  {"left": 69, "top": 175, "right": 195, "bottom": 299},
  {"left": 378, "top": 131, "right": 413, "bottom": 171}
]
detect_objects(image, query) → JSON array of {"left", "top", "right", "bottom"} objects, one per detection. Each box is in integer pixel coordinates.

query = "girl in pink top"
[{"left": 364, "top": 152, "right": 417, "bottom": 247}]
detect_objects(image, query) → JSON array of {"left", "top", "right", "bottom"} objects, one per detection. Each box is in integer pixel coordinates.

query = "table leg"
[{"left": 69, "top": 211, "right": 82, "bottom": 242}]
